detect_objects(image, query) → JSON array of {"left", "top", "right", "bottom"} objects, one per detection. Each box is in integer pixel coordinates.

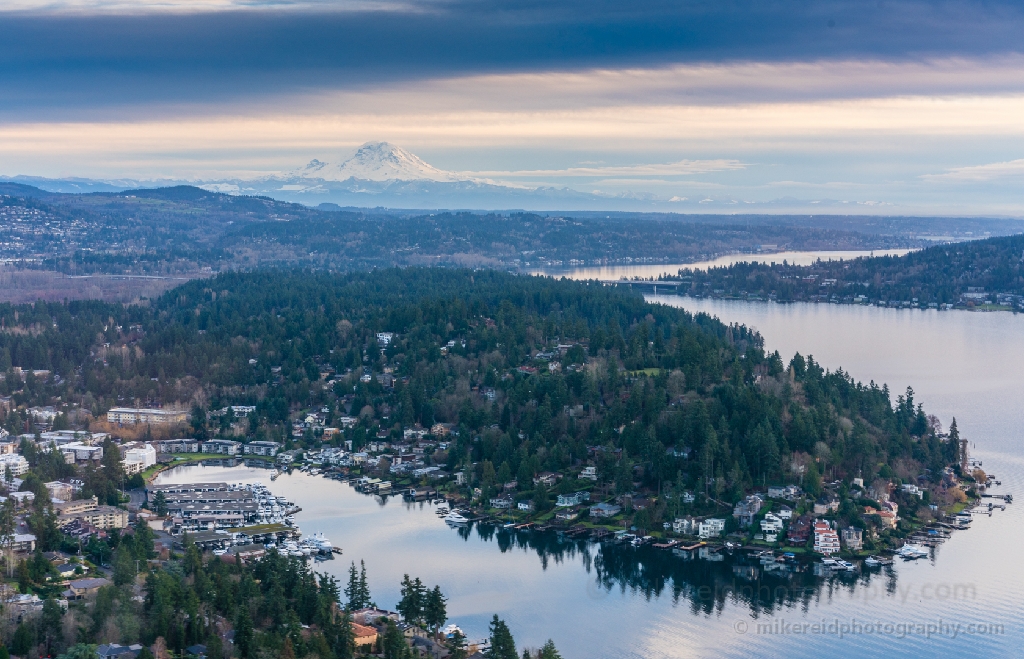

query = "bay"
[{"left": 155, "top": 297, "right": 1023, "bottom": 658}]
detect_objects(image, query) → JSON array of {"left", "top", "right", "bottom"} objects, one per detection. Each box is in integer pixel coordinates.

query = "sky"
[{"left": 2, "top": 0, "right": 1024, "bottom": 215}]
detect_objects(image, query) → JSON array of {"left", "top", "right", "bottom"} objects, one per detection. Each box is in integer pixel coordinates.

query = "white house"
[
  {"left": 580, "top": 466, "right": 597, "bottom": 481},
  {"left": 761, "top": 513, "right": 784, "bottom": 540},
  {"left": 813, "top": 520, "right": 841, "bottom": 555},
  {"left": 698, "top": 518, "right": 726, "bottom": 539},
  {"left": 556, "top": 491, "right": 591, "bottom": 507},
  {"left": 672, "top": 517, "right": 697, "bottom": 535}
]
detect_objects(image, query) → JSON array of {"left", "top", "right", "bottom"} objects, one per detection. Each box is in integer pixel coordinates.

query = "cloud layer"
[{"left": 2, "top": 1, "right": 1024, "bottom": 214}]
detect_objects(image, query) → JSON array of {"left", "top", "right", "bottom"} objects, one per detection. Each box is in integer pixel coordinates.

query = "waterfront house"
[
  {"left": 813, "top": 520, "right": 841, "bottom": 555},
  {"left": 672, "top": 516, "right": 697, "bottom": 535},
  {"left": 556, "top": 491, "right": 591, "bottom": 507},
  {"left": 555, "top": 508, "right": 579, "bottom": 522},
  {"left": 517, "top": 500, "right": 534, "bottom": 512},
  {"left": 590, "top": 502, "right": 621, "bottom": 518},
  {"left": 787, "top": 515, "right": 811, "bottom": 544},
  {"left": 698, "top": 518, "right": 726, "bottom": 539},
  {"left": 732, "top": 494, "right": 764, "bottom": 527},
  {"left": 776, "top": 505, "right": 794, "bottom": 520},
  {"left": 841, "top": 526, "right": 863, "bottom": 551},
  {"left": 760, "top": 513, "right": 784, "bottom": 535},
  {"left": 490, "top": 495, "right": 514, "bottom": 509}
]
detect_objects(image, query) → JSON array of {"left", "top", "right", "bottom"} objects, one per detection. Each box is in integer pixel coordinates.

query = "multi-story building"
[
  {"left": 813, "top": 520, "right": 841, "bottom": 555},
  {"left": 0, "top": 454, "right": 29, "bottom": 477},
  {"left": 106, "top": 408, "right": 188, "bottom": 426},
  {"left": 122, "top": 443, "right": 157, "bottom": 474},
  {"left": 200, "top": 439, "right": 242, "bottom": 455},
  {"left": 154, "top": 439, "right": 201, "bottom": 454},
  {"left": 733, "top": 494, "right": 765, "bottom": 527},
  {"left": 698, "top": 518, "right": 726, "bottom": 539},
  {"left": 59, "top": 443, "right": 104, "bottom": 464},
  {"left": 841, "top": 526, "right": 864, "bottom": 551},
  {"left": 242, "top": 441, "right": 281, "bottom": 457},
  {"left": 55, "top": 496, "right": 128, "bottom": 530}
]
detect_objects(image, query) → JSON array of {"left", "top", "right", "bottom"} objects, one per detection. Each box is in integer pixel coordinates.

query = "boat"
[
  {"left": 306, "top": 532, "right": 333, "bottom": 554},
  {"left": 444, "top": 511, "right": 469, "bottom": 524},
  {"left": 864, "top": 556, "right": 881, "bottom": 567},
  {"left": 835, "top": 559, "right": 856, "bottom": 571},
  {"left": 896, "top": 544, "right": 928, "bottom": 560},
  {"left": 820, "top": 558, "right": 839, "bottom": 568},
  {"left": 212, "top": 548, "right": 227, "bottom": 556},
  {"left": 443, "top": 624, "right": 464, "bottom": 639}
]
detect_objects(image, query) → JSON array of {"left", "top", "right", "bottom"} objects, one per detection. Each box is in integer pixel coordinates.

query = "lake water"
[
  {"left": 530, "top": 249, "right": 911, "bottom": 281},
  {"left": 154, "top": 297, "right": 1023, "bottom": 658}
]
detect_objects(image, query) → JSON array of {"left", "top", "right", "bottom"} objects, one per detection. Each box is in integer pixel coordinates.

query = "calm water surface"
[
  {"left": 156, "top": 298, "right": 1023, "bottom": 658},
  {"left": 530, "top": 249, "right": 910, "bottom": 281}
]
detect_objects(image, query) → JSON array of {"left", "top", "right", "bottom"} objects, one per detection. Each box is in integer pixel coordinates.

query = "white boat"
[
  {"left": 306, "top": 532, "right": 333, "bottom": 554},
  {"left": 897, "top": 544, "right": 928, "bottom": 559},
  {"left": 864, "top": 556, "right": 881, "bottom": 567},
  {"left": 444, "top": 511, "right": 469, "bottom": 524},
  {"left": 212, "top": 549, "right": 227, "bottom": 556},
  {"left": 836, "top": 560, "right": 856, "bottom": 571},
  {"left": 820, "top": 558, "right": 839, "bottom": 568}
]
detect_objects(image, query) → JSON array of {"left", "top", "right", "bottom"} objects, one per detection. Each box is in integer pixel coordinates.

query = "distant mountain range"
[{"left": 0, "top": 141, "right": 949, "bottom": 213}]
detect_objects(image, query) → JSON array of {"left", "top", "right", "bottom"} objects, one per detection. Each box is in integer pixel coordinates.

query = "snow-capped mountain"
[
  {"left": 2, "top": 142, "right": 901, "bottom": 212},
  {"left": 292, "top": 142, "right": 463, "bottom": 183}
]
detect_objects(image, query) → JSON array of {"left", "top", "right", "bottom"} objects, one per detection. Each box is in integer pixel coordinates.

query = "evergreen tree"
[
  {"left": 381, "top": 620, "right": 409, "bottom": 659},
  {"left": 538, "top": 639, "right": 562, "bottom": 659},
  {"left": 397, "top": 574, "right": 420, "bottom": 623},
  {"left": 345, "top": 561, "right": 360, "bottom": 609},
  {"left": 235, "top": 604, "right": 254, "bottom": 659},
  {"left": 11, "top": 623, "right": 32, "bottom": 656},
  {"left": 448, "top": 630, "right": 469, "bottom": 659},
  {"left": 424, "top": 585, "right": 447, "bottom": 636},
  {"left": 486, "top": 615, "right": 517, "bottom": 659},
  {"left": 358, "top": 560, "right": 373, "bottom": 608},
  {"left": 153, "top": 491, "right": 168, "bottom": 517}
]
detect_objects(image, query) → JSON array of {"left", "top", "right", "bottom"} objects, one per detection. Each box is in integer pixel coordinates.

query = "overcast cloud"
[{"left": 2, "top": 0, "right": 1024, "bottom": 214}]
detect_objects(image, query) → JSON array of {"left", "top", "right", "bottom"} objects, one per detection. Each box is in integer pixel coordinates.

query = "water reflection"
[{"left": 431, "top": 518, "right": 907, "bottom": 618}]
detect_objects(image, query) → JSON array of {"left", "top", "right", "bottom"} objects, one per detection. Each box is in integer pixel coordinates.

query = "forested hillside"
[
  {"left": 666, "top": 233, "right": 1024, "bottom": 308},
  {"left": 0, "top": 184, "right": 923, "bottom": 279},
  {"left": 0, "top": 269, "right": 954, "bottom": 506}
]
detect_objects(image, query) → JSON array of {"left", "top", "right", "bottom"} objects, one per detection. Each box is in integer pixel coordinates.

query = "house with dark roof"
[{"left": 97, "top": 643, "right": 143, "bottom": 658}]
